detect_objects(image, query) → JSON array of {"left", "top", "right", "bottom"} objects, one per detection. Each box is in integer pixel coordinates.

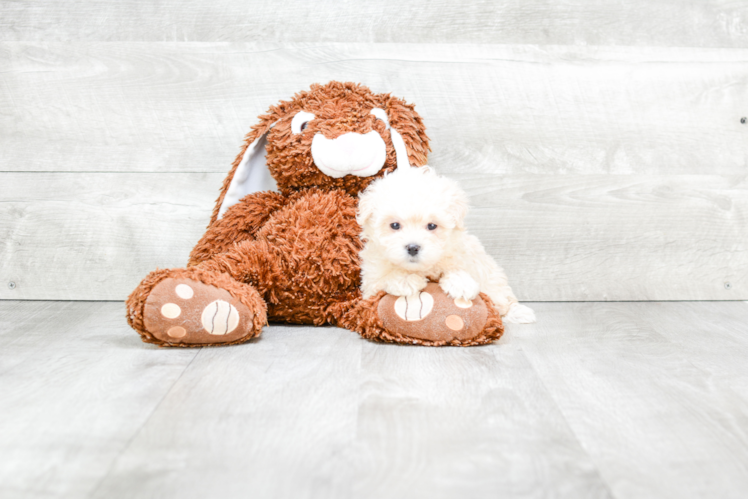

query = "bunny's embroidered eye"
[
  {"left": 291, "top": 111, "right": 315, "bottom": 134},
  {"left": 370, "top": 108, "right": 390, "bottom": 130},
  {"left": 390, "top": 222, "right": 401, "bottom": 230},
  {"left": 427, "top": 223, "right": 437, "bottom": 230}
]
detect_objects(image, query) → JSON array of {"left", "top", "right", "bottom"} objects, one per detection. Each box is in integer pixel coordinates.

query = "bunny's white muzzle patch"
[{"left": 311, "top": 131, "right": 387, "bottom": 178}]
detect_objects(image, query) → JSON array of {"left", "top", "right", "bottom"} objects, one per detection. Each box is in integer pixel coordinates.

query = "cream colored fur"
[{"left": 357, "top": 166, "right": 536, "bottom": 324}]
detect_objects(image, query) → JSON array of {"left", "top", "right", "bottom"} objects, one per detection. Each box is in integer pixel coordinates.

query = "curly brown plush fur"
[
  {"left": 126, "top": 81, "right": 503, "bottom": 347},
  {"left": 208, "top": 82, "right": 429, "bottom": 226}
]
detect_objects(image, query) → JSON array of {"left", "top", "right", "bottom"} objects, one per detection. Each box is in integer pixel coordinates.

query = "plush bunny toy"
[{"left": 126, "top": 82, "right": 504, "bottom": 347}]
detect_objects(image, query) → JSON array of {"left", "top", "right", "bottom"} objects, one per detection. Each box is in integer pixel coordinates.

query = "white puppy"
[{"left": 357, "top": 166, "right": 536, "bottom": 324}]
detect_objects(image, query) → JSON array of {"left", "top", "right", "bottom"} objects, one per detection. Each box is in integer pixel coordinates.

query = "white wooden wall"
[{"left": 1, "top": 1, "right": 747, "bottom": 301}]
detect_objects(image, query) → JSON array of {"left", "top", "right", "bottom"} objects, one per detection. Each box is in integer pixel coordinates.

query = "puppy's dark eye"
[
  {"left": 390, "top": 222, "right": 401, "bottom": 230},
  {"left": 300, "top": 121, "right": 309, "bottom": 131},
  {"left": 427, "top": 223, "right": 437, "bottom": 230}
]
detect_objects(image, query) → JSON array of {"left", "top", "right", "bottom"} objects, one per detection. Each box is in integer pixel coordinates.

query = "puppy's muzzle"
[{"left": 406, "top": 244, "right": 420, "bottom": 257}]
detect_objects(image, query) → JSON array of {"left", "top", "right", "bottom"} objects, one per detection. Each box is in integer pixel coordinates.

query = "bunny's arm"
[{"left": 187, "top": 191, "right": 287, "bottom": 266}]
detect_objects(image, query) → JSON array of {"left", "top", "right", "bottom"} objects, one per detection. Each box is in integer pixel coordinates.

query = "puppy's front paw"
[
  {"left": 384, "top": 274, "right": 428, "bottom": 297},
  {"left": 503, "top": 303, "right": 536, "bottom": 324},
  {"left": 439, "top": 271, "right": 480, "bottom": 301}
]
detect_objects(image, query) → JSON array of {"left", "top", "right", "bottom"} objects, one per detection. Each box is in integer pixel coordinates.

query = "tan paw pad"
[
  {"left": 161, "top": 303, "right": 181, "bottom": 319},
  {"left": 201, "top": 300, "right": 240, "bottom": 335},
  {"left": 454, "top": 298, "right": 473, "bottom": 309},
  {"left": 394, "top": 291, "right": 434, "bottom": 321},
  {"left": 175, "top": 284, "right": 194, "bottom": 299},
  {"left": 445, "top": 315, "right": 464, "bottom": 331},
  {"left": 167, "top": 326, "right": 187, "bottom": 338}
]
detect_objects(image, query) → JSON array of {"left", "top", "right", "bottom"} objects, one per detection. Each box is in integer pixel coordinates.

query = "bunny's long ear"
[
  {"left": 385, "top": 96, "right": 430, "bottom": 169},
  {"left": 389, "top": 128, "right": 411, "bottom": 170},
  {"left": 216, "top": 124, "right": 278, "bottom": 219},
  {"left": 209, "top": 115, "right": 279, "bottom": 225}
]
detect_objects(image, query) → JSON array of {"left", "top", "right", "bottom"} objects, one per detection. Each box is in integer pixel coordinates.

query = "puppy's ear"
[
  {"left": 357, "top": 187, "right": 376, "bottom": 229},
  {"left": 445, "top": 180, "right": 469, "bottom": 229}
]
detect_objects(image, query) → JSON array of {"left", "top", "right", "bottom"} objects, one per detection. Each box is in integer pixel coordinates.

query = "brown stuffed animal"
[{"left": 126, "top": 82, "right": 503, "bottom": 347}]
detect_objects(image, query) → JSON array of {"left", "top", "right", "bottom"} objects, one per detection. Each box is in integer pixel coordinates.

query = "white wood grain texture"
[
  {"left": 350, "top": 341, "right": 611, "bottom": 497},
  {"left": 91, "top": 325, "right": 364, "bottom": 498},
  {"left": 2, "top": 43, "right": 747, "bottom": 175},
  {"left": 1, "top": 173, "right": 745, "bottom": 301},
  {"left": 459, "top": 174, "right": 748, "bottom": 301},
  {"left": 516, "top": 302, "right": 748, "bottom": 498},
  {"left": 612, "top": 301, "right": 748, "bottom": 401},
  {"left": 0, "top": 301, "right": 198, "bottom": 498},
  {"left": 1, "top": 0, "right": 747, "bottom": 47},
  {"left": 0, "top": 172, "right": 218, "bottom": 301}
]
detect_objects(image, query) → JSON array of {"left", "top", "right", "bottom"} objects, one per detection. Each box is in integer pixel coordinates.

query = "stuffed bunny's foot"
[
  {"left": 139, "top": 277, "right": 265, "bottom": 346},
  {"left": 343, "top": 282, "right": 503, "bottom": 346}
]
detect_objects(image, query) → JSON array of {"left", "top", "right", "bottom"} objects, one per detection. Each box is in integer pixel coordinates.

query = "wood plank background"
[
  {"left": 1, "top": 2, "right": 747, "bottom": 301},
  {"left": 2, "top": 0, "right": 747, "bottom": 47}
]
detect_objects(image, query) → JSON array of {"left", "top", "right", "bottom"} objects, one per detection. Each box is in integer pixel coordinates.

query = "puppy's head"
[{"left": 357, "top": 166, "right": 468, "bottom": 272}]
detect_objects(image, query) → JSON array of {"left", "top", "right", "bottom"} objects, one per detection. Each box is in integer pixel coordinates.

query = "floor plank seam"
[
  {"left": 0, "top": 302, "right": 68, "bottom": 356},
  {"left": 510, "top": 346, "right": 617, "bottom": 498},
  {"left": 85, "top": 347, "right": 204, "bottom": 497}
]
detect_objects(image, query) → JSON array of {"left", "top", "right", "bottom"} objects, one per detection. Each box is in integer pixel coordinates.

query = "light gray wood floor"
[{"left": 1, "top": 300, "right": 748, "bottom": 498}]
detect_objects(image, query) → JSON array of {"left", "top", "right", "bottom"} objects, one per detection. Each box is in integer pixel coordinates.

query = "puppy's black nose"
[{"left": 406, "top": 244, "right": 420, "bottom": 256}]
